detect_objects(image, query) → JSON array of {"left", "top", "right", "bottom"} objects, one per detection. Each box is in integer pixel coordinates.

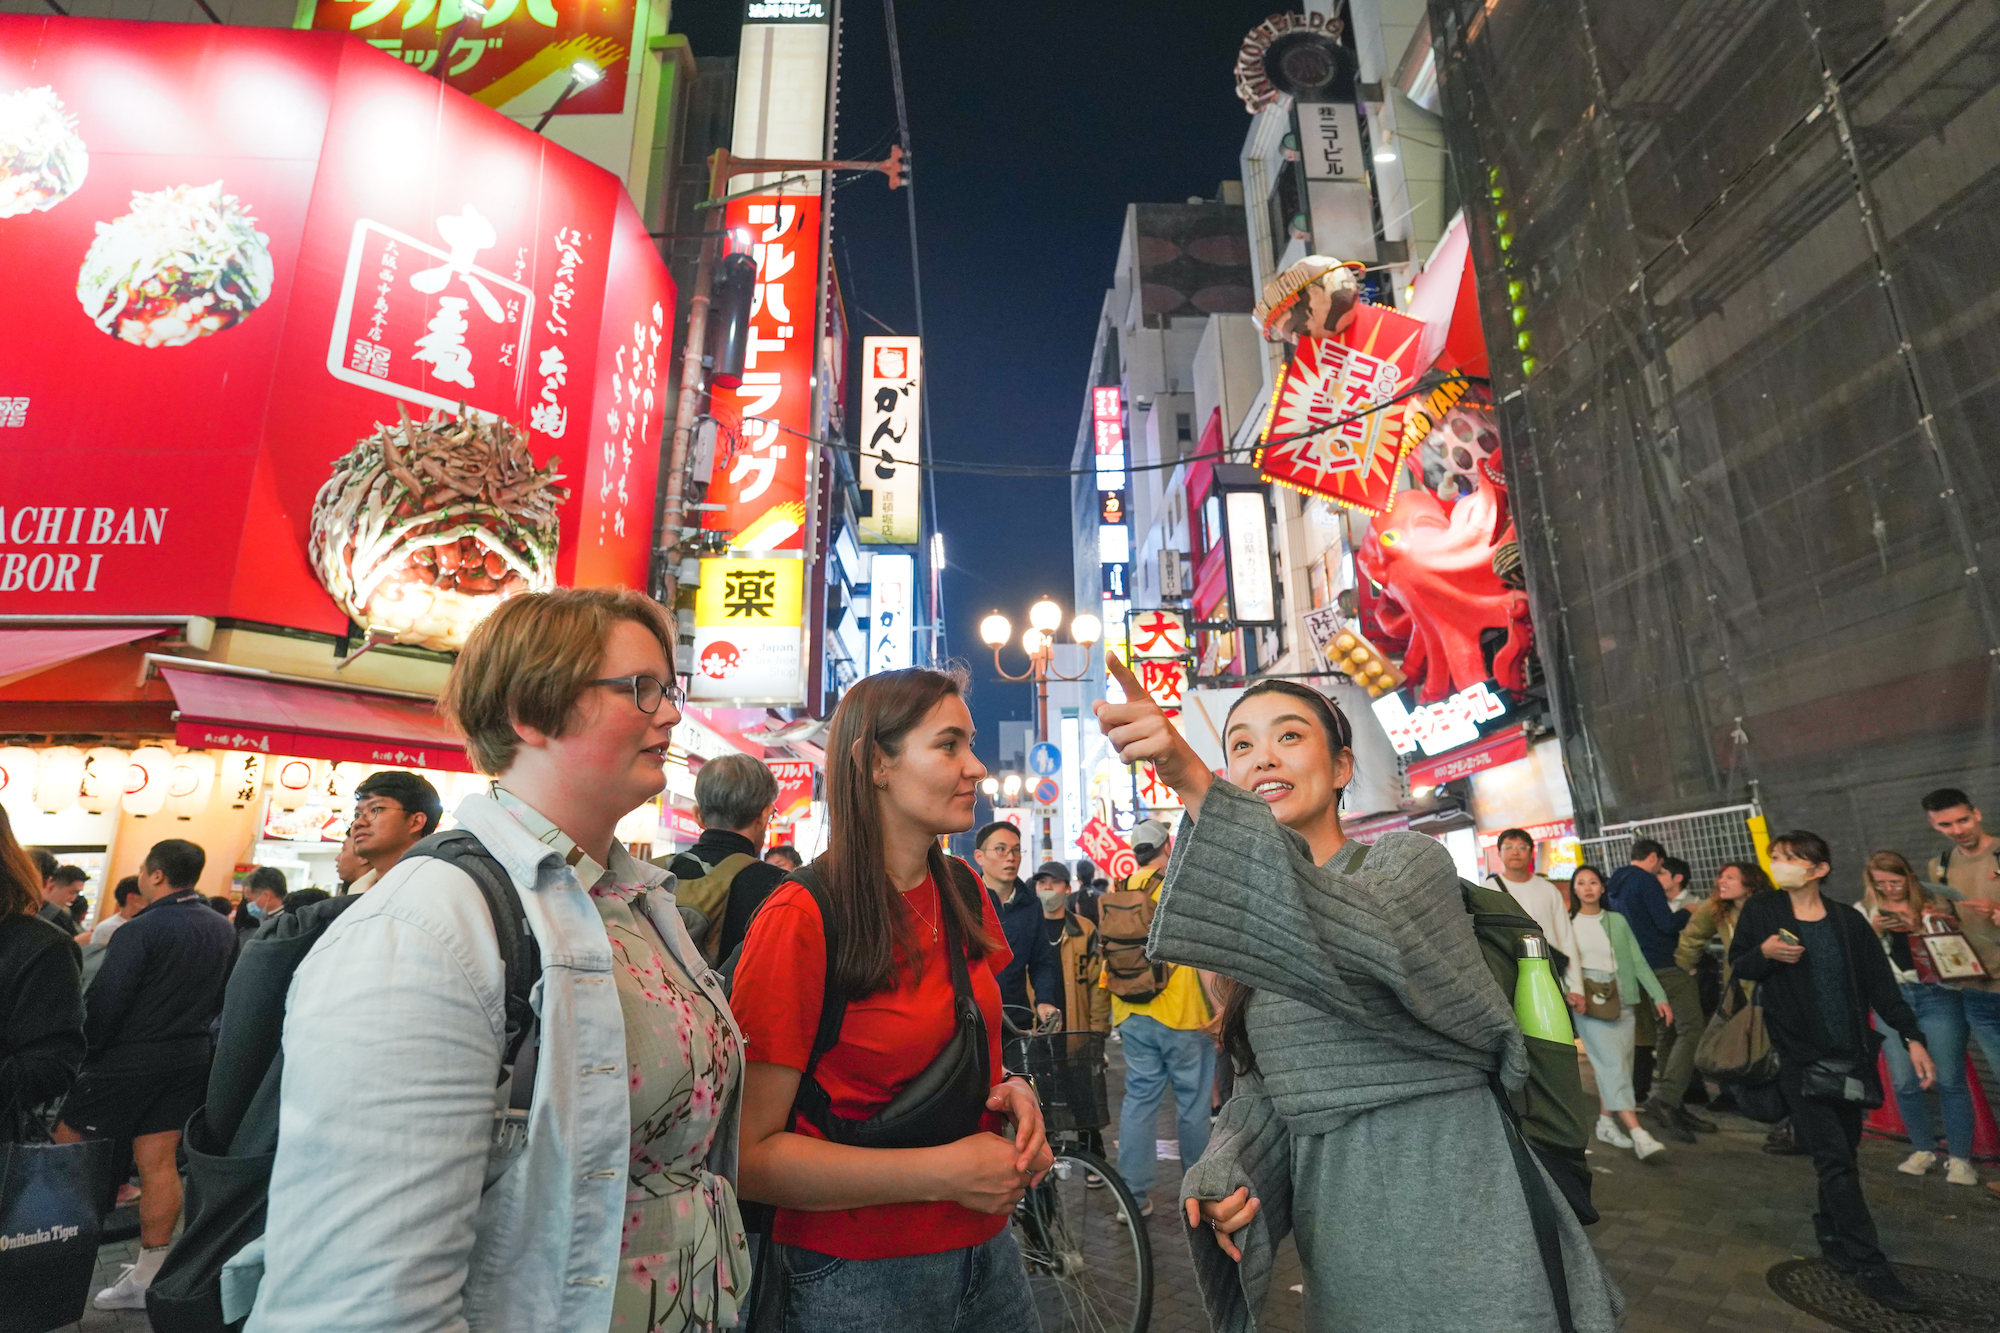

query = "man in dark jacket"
[
  {"left": 55, "top": 838, "right": 237, "bottom": 1311},
  {"left": 1730, "top": 829, "right": 1932, "bottom": 1313},
  {"left": 973, "top": 821, "right": 1061, "bottom": 1022}
]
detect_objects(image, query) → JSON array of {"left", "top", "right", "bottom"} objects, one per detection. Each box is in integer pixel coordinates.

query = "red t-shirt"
[{"left": 730, "top": 860, "right": 1013, "bottom": 1259}]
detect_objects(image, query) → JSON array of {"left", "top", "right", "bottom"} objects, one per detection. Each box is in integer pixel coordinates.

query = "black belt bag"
[{"left": 790, "top": 856, "right": 993, "bottom": 1151}]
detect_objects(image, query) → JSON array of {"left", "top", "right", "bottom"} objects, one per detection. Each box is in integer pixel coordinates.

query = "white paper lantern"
[
  {"left": 220, "top": 752, "right": 265, "bottom": 809},
  {"left": 33, "top": 745, "right": 86, "bottom": 815},
  {"left": 0, "top": 746, "right": 38, "bottom": 807},
  {"left": 78, "top": 746, "right": 132, "bottom": 814},
  {"left": 164, "top": 751, "right": 218, "bottom": 819},
  {"left": 331, "top": 762, "right": 374, "bottom": 804},
  {"left": 271, "top": 757, "right": 315, "bottom": 812},
  {"left": 123, "top": 746, "right": 173, "bottom": 816}
]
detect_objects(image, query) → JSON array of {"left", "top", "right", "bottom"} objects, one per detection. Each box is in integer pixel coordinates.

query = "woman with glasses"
[
  {"left": 251, "top": 588, "right": 749, "bottom": 1333},
  {"left": 1093, "top": 665, "right": 1623, "bottom": 1333}
]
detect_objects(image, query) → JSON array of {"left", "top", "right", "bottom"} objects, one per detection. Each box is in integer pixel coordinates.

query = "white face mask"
[
  {"left": 1036, "top": 886, "right": 1070, "bottom": 912},
  {"left": 1770, "top": 860, "right": 1813, "bottom": 889}
]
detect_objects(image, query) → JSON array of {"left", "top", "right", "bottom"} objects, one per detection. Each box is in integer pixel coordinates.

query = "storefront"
[{"left": 0, "top": 17, "right": 672, "bottom": 911}]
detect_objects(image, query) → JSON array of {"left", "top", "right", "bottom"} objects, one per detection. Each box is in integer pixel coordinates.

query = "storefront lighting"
[
  {"left": 980, "top": 612, "right": 1012, "bottom": 647},
  {"left": 271, "top": 758, "right": 315, "bottom": 812},
  {"left": 0, "top": 746, "right": 38, "bottom": 806},
  {"left": 1374, "top": 150, "right": 1398, "bottom": 163},
  {"left": 569, "top": 60, "right": 605, "bottom": 87},
  {"left": 78, "top": 747, "right": 131, "bottom": 815},
  {"left": 123, "top": 746, "right": 173, "bottom": 817},
  {"left": 222, "top": 753, "right": 266, "bottom": 810},
  {"left": 165, "top": 751, "right": 219, "bottom": 820},
  {"left": 33, "top": 746, "right": 86, "bottom": 815}
]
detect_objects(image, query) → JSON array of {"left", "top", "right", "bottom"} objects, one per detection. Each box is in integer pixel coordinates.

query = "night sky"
[{"left": 676, "top": 0, "right": 1277, "bottom": 760}]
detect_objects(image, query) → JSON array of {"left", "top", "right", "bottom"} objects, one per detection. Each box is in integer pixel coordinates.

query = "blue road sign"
[
  {"left": 1034, "top": 777, "right": 1061, "bottom": 806},
  {"left": 1028, "top": 742, "right": 1061, "bottom": 776}
]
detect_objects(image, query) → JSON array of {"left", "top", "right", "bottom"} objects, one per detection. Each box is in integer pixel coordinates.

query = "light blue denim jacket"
[{"left": 245, "top": 793, "right": 741, "bottom": 1333}]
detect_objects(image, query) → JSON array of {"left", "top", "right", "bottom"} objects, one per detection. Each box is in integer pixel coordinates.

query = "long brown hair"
[
  {"left": 821, "top": 666, "right": 995, "bottom": 998},
  {"left": 0, "top": 804, "right": 45, "bottom": 919},
  {"left": 1216, "top": 679, "right": 1354, "bottom": 1076}
]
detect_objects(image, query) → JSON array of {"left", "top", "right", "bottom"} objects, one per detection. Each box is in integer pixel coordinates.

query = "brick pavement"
[{"left": 68, "top": 1046, "right": 2000, "bottom": 1332}]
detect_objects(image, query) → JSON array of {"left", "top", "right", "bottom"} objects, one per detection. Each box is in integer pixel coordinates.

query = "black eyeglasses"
[{"left": 587, "top": 674, "right": 683, "bottom": 715}]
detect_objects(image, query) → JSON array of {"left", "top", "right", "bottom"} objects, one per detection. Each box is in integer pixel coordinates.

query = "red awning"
[
  {"left": 0, "top": 625, "right": 170, "bottom": 688},
  {"left": 1406, "top": 724, "right": 1528, "bottom": 789},
  {"left": 159, "top": 667, "right": 473, "bottom": 772}
]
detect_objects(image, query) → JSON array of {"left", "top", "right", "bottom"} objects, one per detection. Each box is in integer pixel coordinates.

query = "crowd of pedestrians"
[{"left": 6, "top": 588, "right": 2000, "bottom": 1332}]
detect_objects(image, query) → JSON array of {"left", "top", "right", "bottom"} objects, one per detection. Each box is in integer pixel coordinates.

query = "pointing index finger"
[{"left": 1105, "top": 649, "right": 1146, "bottom": 702}]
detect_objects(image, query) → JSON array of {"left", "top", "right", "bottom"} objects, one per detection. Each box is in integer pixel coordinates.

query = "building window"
[
  {"left": 1176, "top": 412, "right": 1193, "bottom": 443},
  {"left": 1202, "top": 493, "right": 1222, "bottom": 554}
]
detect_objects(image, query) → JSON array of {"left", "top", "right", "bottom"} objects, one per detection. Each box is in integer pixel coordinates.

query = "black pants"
[{"left": 1779, "top": 1065, "right": 1884, "bottom": 1272}]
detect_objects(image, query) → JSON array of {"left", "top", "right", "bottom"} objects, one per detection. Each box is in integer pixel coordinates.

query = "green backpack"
[{"left": 1460, "top": 877, "right": 1596, "bottom": 1218}]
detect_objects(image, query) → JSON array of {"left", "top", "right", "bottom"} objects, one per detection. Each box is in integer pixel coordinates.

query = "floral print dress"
[{"left": 590, "top": 879, "right": 749, "bottom": 1332}]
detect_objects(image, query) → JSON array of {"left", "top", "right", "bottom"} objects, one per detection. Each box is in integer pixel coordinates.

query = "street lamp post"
[{"left": 980, "top": 598, "right": 1102, "bottom": 858}]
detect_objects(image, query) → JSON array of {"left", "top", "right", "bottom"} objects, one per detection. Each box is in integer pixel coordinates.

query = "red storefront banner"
[
  {"left": 767, "top": 757, "right": 814, "bottom": 820},
  {"left": 1256, "top": 303, "right": 1427, "bottom": 515},
  {"left": 702, "top": 193, "right": 820, "bottom": 555},
  {"left": 1405, "top": 724, "right": 1528, "bottom": 788},
  {"left": 0, "top": 17, "right": 668, "bottom": 637},
  {"left": 305, "top": 0, "right": 639, "bottom": 119}
]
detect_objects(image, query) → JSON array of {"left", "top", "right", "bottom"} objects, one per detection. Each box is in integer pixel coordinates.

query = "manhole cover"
[{"left": 1767, "top": 1259, "right": 2000, "bottom": 1332}]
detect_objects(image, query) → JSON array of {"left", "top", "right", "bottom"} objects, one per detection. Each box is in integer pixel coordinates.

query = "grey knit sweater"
[{"left": 1152, "top": 780, "right": 1623, "bottom": 1332}]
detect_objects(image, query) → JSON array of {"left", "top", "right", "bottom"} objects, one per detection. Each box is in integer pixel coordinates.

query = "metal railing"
[{"left": 1577, "top": 803, "right": 1764, "bottom": 892}]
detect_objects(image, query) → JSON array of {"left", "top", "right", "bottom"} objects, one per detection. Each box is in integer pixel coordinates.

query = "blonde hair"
[
  {"left": 1859, "top": 849, "right": 1932, "bottom": 919},
  {"left": 440, "top": 588, "right": 676, "bottom": 774}
]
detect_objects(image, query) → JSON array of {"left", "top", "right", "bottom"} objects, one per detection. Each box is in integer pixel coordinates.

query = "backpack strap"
[
  {"left": 1489, "top": 1071, "right": 1578, "bottom": 1333},
  {"left": 400, "top": 830, "right": 543, "bottom": 1099}
]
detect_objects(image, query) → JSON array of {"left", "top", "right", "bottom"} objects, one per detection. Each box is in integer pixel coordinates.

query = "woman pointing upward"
[{"left": 1095, "top": 656, "right": 1622, "bottom": 1332}]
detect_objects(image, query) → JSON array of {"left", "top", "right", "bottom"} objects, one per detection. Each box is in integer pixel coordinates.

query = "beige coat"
[{"left": 1030, "top": 910, "right": 1112, "bottom": 1033}]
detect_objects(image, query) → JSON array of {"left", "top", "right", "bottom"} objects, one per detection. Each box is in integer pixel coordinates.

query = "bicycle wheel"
[{"left": 1014, "top": 1147, "right": 1153, "bottom": 1333}]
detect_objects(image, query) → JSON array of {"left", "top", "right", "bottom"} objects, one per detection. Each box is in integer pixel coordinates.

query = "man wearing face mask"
[
  {"left": 1029, "top": 862, "right": 1111, "bottom": 1036},
  {"left": 239, "top": 867, "right": 288, "bottom": 938}
]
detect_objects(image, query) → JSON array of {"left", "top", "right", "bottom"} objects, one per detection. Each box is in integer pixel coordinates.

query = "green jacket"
[{"left": 1574, "top": 909, "right": 1668, "bottom": 1006}]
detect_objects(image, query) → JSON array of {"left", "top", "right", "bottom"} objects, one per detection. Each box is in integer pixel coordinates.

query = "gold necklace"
[{"left": 906, "top": 886, "right": 939, "bottom": 941}]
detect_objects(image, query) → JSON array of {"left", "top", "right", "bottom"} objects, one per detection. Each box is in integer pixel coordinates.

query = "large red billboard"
[{"left": 0, "top": 17, "right": 669, "bottom": 645}]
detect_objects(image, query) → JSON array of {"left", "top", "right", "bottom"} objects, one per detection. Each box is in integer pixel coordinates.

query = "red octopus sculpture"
[{"left": 1356, "top": 451, "right": 1532, "bottom": 702}]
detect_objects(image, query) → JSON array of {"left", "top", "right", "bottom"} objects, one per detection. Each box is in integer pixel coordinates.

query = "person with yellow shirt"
[{"left": 1100, "top": 819, "right": 1215, "bottom": 1217}]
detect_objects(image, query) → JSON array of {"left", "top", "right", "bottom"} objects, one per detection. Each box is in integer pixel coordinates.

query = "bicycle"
[{"left": 1004, "top": 1007, "right": 1154, "bottom": 1333}]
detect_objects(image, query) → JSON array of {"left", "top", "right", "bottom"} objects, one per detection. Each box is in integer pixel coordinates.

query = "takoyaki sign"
[{"left": 0, "top": 17, "right": 670, "bottom": 646}]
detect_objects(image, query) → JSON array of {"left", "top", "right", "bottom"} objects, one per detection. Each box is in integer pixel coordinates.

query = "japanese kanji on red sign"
[
  {"left": 0, "top": 17, "right": 669, "bottom": 634},
  {"left": 1256, "top": 302, "right": 1426, "bottom": 515},
  {"left": 701, "top": 193, "right": 821, "bottom": 555},
  {"left": 1079, "top": 816, "right": 1139, "bottom": 880}
]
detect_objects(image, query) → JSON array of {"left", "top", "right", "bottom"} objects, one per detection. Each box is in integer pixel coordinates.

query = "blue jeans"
[
  {"left": 777, "top": 1230, "right": 1037, "bottom": 1332},
  {"left": 1115, "top": 1014, "right": 1216, "bottom": 1200},
  {"left": 1877, "top": 982, "right": 2000, "bottom": 1161}
]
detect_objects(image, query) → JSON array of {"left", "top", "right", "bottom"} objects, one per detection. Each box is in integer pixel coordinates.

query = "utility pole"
[{"left": 657, "top": 146, "right": 904, "bottom": 638}]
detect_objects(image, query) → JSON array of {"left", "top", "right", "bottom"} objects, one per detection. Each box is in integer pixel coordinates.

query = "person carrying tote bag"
[{"left": 0, "top": 804, "right": 112, "bottom": 1333}]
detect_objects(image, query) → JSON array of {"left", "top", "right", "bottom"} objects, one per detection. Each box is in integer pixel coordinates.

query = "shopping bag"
[{"left": 0, "top": 1127, "right": 116, "bottom": 1333}]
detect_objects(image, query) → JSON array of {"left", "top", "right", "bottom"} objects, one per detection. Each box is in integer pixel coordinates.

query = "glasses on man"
[
  {"left": 352, "top": 798, "right": 407, "bottom": 824},
  {"left": 587, "top": 673, "right": 683, "bottom": 715}
]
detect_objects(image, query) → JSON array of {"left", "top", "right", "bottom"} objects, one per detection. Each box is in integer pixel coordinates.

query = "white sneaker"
[
  {"left": 1631, "top": 1127, "right": 1666, "bottom": 1162},
  {"left": 1946, "top": 1157, "right": 1980, "bottom": 1186},
  {"left": 1896, "top": 1150, "right": 1937, "bottom": 1176},
  {"left": 93, "top": 1263, "right": 150, "bottom": 1311},
  {"left": 1596, "top": 1115, "right": 1633, "bottom": 1149}
]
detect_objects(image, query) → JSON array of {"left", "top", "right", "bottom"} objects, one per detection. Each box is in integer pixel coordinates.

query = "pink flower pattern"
[{"left": 592, "top": 878, "right": 746, "bottom": 1332}]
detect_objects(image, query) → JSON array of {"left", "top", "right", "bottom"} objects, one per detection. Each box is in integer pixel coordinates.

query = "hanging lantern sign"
[
  {"left": 164, "top": 751, "right": 218, "bottom": 819},
  {"left": 78, "top": 747, "right": 132, "bottom": 814},
  {"left": 33, "top": 745, "right": 86, "bottom": 815},
  {"left": 270, "top": 757, "right": 316, "bottom": 812},
  {"left": 0, "top": 747, "right": 39, "bottom": 807},
  {"left": 123, "top": 746, "right": 173, "bottom": 816},
  {"left": 221, "top": 752, "right": 265, "bottom": 809}
]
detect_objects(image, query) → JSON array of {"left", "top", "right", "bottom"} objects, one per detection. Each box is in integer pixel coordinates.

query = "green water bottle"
[{"left": 1513, "top": 934, "right": 1575, "bottom": 1043}]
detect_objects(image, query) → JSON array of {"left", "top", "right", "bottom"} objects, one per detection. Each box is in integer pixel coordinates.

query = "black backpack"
[{"left": 146, "top": 830, "right": 540, "bottom": 1333}]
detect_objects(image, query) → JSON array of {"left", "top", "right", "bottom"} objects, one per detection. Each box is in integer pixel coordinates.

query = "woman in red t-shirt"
[{"left": 733, "top": 667, "right": 1052, "bottom": 1330}]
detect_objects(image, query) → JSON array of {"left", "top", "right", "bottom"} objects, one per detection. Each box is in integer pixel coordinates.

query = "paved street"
[{"left": 70, "top": 1042, "right": 2000, "bottom": 1332}]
